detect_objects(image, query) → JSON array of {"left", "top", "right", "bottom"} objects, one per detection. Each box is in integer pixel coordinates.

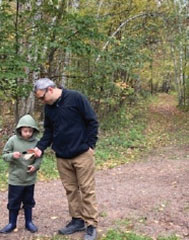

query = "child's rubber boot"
[
  {"left": 0, "top": 209, "right": 18, "bottom": 233},
  {"left": 24, "top": 208, "right": 38, "bottom": 233}
]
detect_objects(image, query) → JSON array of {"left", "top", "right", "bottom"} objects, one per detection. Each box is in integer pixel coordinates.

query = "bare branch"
[
  {"left": 97, "top": 0, "right": 104, "bottom": 18},
  {"left": 96, "top": 12, "right": 150, "bottom": 62}
]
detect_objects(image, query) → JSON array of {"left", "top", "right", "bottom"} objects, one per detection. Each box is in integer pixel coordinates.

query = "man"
[{"left": 33, "top": 78, "right": 98, "bottom": 240}]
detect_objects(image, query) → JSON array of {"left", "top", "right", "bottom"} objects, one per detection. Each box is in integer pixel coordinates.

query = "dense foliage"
[{"left": 0, "top": 0, "right": 188, "bottom": 122}]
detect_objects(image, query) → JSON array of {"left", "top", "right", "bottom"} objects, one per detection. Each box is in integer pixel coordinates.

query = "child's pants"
[{"left": 7, "top": 184, "right": 35, "bottom": 210}]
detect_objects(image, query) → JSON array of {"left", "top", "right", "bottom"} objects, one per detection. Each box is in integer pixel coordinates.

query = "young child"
[{"left": 0, "top": 114, "right": 42, "bottom": 234}]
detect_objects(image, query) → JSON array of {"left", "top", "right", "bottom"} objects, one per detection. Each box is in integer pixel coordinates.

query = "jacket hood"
[{"left": 15, "top": 114, "right": 39, "bottom": 138}]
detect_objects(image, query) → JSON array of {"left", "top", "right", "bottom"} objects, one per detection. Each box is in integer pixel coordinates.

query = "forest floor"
[{"left": 0, "top": 94, "right": 189, "bottom": 240}]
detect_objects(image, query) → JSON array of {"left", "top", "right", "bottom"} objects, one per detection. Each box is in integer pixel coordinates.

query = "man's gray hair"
[{"left": 34, "top": 78, "right": 56, "bottom": 91}]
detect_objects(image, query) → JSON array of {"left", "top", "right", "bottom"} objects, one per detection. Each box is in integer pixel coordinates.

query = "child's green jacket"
[{"left": 2, "top": 114, "right": 42, "bottom": 186}]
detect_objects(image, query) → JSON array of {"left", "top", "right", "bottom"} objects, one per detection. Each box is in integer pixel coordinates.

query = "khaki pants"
[{"left": 57, "top": 150, "right": 98, "bottom": 227}]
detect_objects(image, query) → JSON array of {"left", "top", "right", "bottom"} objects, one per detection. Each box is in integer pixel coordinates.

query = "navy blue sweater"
[{"left": 37, "top": 89, "right": 98, "bottom": 159}]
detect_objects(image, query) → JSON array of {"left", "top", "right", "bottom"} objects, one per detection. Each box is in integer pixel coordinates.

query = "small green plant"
[
  {"left": 157, "top": 235, "right": 180, "bottom": 240},
  {"left": 99, "top": 211, "right": 108, "bottom": 218},
  {"left": 115, "top": 218, "right": 133, "bottom": 227},
  {"left": 101, "top": 230, "right": 152, "bottom": 240},
  {"left": 114, "top": 218, "right": 134, "bottom": 232},
  {"left": 101, "top": 230, "right": 181, "bottom": 240}
]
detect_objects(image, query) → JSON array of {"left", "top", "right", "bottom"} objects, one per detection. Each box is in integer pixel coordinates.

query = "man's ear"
[{"left": 48, "top": 87, "right": 53, "bottom": 93}]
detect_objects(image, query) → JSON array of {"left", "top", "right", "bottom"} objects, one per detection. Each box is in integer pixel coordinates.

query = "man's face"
[
  {"left": 21, "top": 127, "right": 34, "bottom": 139},
  {"left": 35, "top": 88, "right": 54, "bottom": 105}
]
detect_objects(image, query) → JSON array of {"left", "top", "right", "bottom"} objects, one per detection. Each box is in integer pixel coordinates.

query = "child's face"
[{"left": 20, "top": 127, "right": 34, "bottom": 139}]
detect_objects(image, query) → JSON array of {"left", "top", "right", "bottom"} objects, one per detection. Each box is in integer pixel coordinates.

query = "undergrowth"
[
  {"left": 95, "top": 100, "right": 148, "bottom": 169},
  {"left": 0, "top": 93, "right": 188, "bottom": 190},
  {"left": 0, "top": 96, "right": 149, "bottom": 190},
  {"left": 0, "top": 93, "right": 186, "bottom": 240}
]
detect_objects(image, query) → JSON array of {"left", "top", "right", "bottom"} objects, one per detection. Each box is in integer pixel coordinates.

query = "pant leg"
[
  {"left": 22, "top": 184, "right": 35, "bottom": 209},
  {"left": 56, "top": 158, "right": 82, "bottom": 219},
  {"left": 7, "top": 185, "right": 24, "bottom": 211},
  {"left": 72, "top": 150, "right": 98, "bottom": 227}
]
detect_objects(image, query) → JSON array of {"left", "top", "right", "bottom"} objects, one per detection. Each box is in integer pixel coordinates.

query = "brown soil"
[{"left": 0, "top": 94, "right": 189, "bottom": 240}]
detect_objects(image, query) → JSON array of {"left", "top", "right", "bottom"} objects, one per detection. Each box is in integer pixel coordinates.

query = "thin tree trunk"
[
  {"left": 19, "top": 1, "right": 42, "bottom": 116},
  {"left": 61, "top": 0, "right": 80, "bottom": 87},
  {"left": 15, "top": 0, "right": 20, "bottom": 122},
  {"left": 171, "top": 45, "right": 182, "bottom": 104}
]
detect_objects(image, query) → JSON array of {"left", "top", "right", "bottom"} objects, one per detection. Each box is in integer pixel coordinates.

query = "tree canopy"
[{"left": 0, "top": 0, "right": 188, "bottom": 121}]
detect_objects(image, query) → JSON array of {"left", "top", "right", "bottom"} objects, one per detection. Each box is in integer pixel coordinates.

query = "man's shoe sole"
[{"left": 58, "top": 226, "right": 85, "bottom": 235}]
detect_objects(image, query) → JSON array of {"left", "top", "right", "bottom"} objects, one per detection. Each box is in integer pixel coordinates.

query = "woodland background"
[
  {"left": 0, "top": 0, "right": 189, "bottom": 163},
  {"left": 0, "top": 0, "right": 188, "bottom": 122}
]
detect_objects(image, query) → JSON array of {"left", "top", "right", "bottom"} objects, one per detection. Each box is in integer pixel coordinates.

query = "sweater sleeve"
[
  {"left": 77, "top": 93, "right": 99, "bottom": 149},
  {"left": 2, "top": 137, "right": 15, "bottom": 162},
  {"left": 36, "top": 110, "right": 53, "bottom": 152}
]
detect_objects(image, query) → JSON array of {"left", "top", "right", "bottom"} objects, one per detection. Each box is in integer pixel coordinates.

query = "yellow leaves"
[
  {"left": 115, "top": 81, "right": 129, "bottom": 90},
  {"left": 134, "top": 0, "right": 158, "bottom": 12},
  {"left": 37, "top": 172, "right": 47, "bottom": 181}
]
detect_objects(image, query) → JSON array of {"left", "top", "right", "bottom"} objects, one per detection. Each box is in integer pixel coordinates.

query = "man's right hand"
[{"left": 28, "top": 147, "right": 42, "bottom": 158}]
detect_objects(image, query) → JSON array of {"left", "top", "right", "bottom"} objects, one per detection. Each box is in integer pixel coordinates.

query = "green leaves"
[{"left": 0, "top": 0, "right": 188, "bottom": 119}]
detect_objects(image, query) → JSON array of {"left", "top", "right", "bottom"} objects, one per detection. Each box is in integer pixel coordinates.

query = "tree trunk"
[
  {"left": 61, "top": 0, "right": 80, "bottom": 87},
  {"left": 14, "top": 0, "right": 20, "bottom": 122}
]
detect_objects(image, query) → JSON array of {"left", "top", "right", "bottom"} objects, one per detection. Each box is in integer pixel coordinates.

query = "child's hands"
[
  {"left": 13, "top": 152, "right": 22, "bottom": 159},
  {"left": 27, "top": 165, "right": 36, "bottom": 173}
]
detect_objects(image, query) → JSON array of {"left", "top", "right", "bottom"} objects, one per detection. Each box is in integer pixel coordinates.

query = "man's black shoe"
[
  {"left": 58, "top": 218, "right": 85, "bottom": 235},
  {"left": 84, "top": 225, "right": 97, "bottom": 240}
]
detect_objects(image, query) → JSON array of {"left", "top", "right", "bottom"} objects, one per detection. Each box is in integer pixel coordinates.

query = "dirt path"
[
  {"left": 0, "top": 145, "right": 188, "bottom": 240},
  {"left": 0, "top": 94, "right": 189, "bottom": 240}
]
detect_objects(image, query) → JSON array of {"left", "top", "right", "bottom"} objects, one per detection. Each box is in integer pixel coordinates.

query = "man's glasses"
[{"left": 38, "top": 88, "right": 48, "bottom": 100}]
